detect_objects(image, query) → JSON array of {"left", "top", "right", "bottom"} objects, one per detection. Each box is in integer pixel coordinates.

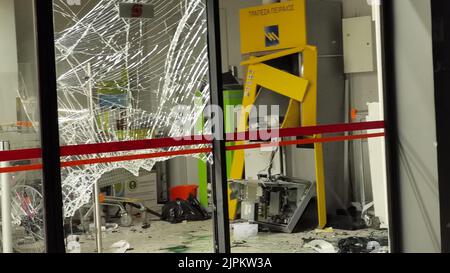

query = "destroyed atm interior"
[{"left": 0, "top": 0, "right": 449, "bottom": 254}]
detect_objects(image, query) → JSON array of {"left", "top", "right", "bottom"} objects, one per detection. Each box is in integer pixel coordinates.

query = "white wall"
[
  {"left": 0, "top": 0, "right": 19, "bottom": 125},
  {"left": 393, "top": 0, "right": 441, "bottom": 253}
]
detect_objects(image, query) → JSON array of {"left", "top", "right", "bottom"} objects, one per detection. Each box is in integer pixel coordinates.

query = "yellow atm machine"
[{"left": 228, "top": 0, "right": 327, "bottom": 230}]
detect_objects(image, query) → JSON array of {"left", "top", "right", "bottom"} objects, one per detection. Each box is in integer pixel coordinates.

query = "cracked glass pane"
[{"left": 19, "top": 0, "right": 211, "bottom": 218}]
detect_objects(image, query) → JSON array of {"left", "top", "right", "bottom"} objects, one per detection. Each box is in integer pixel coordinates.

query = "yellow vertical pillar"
[
  {"left": 302, "top": 46, "right": 327, "bottom": 228},
  {"left": 228, "top": 66, "right": 258, "bottom": 220}
]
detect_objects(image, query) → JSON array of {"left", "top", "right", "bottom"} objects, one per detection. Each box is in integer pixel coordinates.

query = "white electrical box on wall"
[{"left": 343, "top": 16, "right": 375, "bottom": 74}]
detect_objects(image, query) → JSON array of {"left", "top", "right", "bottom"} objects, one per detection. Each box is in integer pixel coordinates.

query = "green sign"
[{"left": 128, "top": 181, "right": 138, "bottom": 192}]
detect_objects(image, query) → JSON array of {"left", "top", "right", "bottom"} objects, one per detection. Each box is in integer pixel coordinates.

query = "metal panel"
[
  {"left": 430, "top": 0, "right": 450, "bottom": 253},
  {"left": 380, "top": 0, "right": 403, "bottom": 254},
  {"left": 288, "top": 0, "right": 347, "bottom": 215},
  {"left": 317, "top": 56, "right": 347, "bottom": 214},
  {"left": 313, "top": 0, "right": 346, "bottom": 215},
  {"left": 343, "top": 16, "right": 375, "bottom": 73},
  {"left": 35, "top": 0, "right": 66, "bottom": 253},
  {"left": 206, "top": 0, "right": 231, "bottom": 254},
  {"left": 306, "top": 0, "right": 344, "bottom": 56}
]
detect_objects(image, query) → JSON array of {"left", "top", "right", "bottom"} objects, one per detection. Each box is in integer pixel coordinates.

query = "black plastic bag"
[{"left": 161, "top": 195, "right": 210, "bottom": 224}]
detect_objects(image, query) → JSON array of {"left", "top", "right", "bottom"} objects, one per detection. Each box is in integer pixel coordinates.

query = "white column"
[
  {"left": 93, "top": 182, "right": 103, "bottom": 253},
  {"left": 1, "top": 141, "right": 13, "bottom": 253},
  {"left": 370, "top": 0, "right": 389, "bottom": 229}
]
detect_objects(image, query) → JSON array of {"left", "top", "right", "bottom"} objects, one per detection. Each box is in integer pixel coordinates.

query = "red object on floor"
[{"left": 170, "top": 185, "right": 199, "bottom": 201}]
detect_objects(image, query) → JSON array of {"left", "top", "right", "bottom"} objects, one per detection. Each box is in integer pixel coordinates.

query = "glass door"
[
  {"left": 0, "top": 0, "right": 45, "bottom": 253},
  {"left": 219, "top": 0, "right": 391, "bottom": 254},
  {"left": 51, "top": 0, "right": 216, "bottom": 253}
]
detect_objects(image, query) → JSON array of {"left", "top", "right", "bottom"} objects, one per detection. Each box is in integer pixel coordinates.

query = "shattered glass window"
[{"left": 18, "top": 0, "right": 211, "bottom": 218}]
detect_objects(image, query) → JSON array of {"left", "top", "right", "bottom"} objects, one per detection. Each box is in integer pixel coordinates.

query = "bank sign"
[
  {"left": 240, "top": 0, "right": 307, "bottom": 54},
  {"left": 119, "top": 3, "right": 154, "bottom": 19}
]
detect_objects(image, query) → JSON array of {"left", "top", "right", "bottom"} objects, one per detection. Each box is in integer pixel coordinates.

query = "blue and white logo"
[{"left": 265, "top": 25, "right": 280, "bottom": 47}]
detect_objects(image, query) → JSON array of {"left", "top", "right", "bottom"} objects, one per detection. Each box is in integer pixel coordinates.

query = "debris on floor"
[
  {"left": 87, "top": 223, "right": 119, "bottom": 233},
  {"left": 233, "top": 223, "right": 258, "bottom": 241},
  {"left": 329, "top": 206, "right": 369, "bottom": 230},
  {"left": 106, "top": 223, "right": 119, "bottom": 231},
  {"left": 66, "top": 235, "right": 81, "bottom": 253},
  {"left": 89, "top": 223, "right": 106, "bottom": 232},
  {"left": 304, "top": 240, "right": 336, "bottom": 253},
  {"left": 367, "top": 241, "right": 382, "bottom": 253},
  {"left": 314, "top": 227, "right": 334, "bottom": 234},
  {"left": 110, "top": 240, "right": 131, "bottom": 253},
  {"left": 337, "top": 237, "right": 388, "bottom": 253},
  {"left": 74, "top": 219, "right": 388, "bottom": 253},
  {"left": 161, "top": 195, "right": 210, "bottom": 224}
]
